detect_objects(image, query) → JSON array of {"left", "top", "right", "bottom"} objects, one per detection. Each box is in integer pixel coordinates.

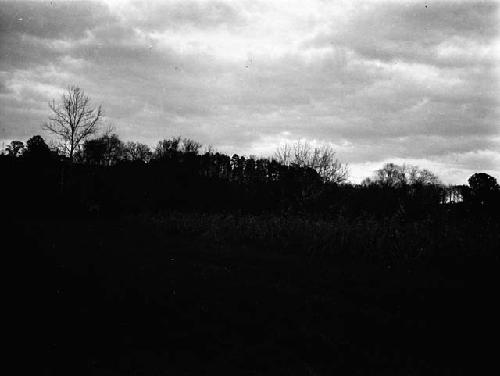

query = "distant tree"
[
  {"left": 82, "top": 138, "right": 106, "bottom": 165},
  {"left": 274, "top": 144, "right": 292, "bottom": 166},
  {"left": 467, "top": 173, "right": 499, "bottom": 206},
  {"left": 181, "top": 138, "right": 202, "bottom": 154},
  {"left": 255, "top": 158, "right": 269, "bottom": 181},
  {"left": 274, "top": 141, "right": 349, "bottom": 184},
  {"left": 360, "top": 177, "right": 373, "bottom": 186},
  {"left": 368, "top": 163, "right": 441, "bottom": 187},
  {"left": 245, "top": 156, "right": 256, "bottom": 182},
  {"left": 123, "top": 141, "right": 152, "bottom": 163},
  {"left": 83, "top": 133, "right": 124, "bottom": 166},
  {"left": 469, "top": 173, "right": 498, "bottom": 192},
  {"left": 43, "top": 86, "right": 103, "bottom": 162},
  {"left": 311, "top": 145, "right": 349, "bottom": 184},
  {"left": 217, "top": 153, "right": 231, "bottom": 179},
  {"left": 204, "top": 144, "right": 216, "bottom": 155},
  {"left": 407, "top": 165, "right": 441, "bottom": 185},
  {"left": 101, "top": 133, "right": 124, "bottom": 166},
  {"left": 373, "top": 163, "right": 407, "bottom": 187},
  {"left": 24, "top": 135, "right": 51, "bottom": 160},
  {"left": 5, "top": 140, "right": 24, "bottom": 157},
  {"left": 230, "top": 154, "right": 245, "bottom": 181},
  {"left": 154, "top": 137, "right": 181, "bottom": 160}
]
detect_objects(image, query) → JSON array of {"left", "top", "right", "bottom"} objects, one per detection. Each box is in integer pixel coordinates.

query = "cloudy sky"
[{"left": 0, "top": 0, "right": 499, "bottom": 183}]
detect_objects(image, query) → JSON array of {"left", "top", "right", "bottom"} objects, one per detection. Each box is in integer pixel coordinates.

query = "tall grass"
[{"left": 136, "top": 211, "right": 500, "bottom": 266}]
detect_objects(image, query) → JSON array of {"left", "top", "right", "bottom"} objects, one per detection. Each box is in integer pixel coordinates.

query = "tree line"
[{"left": 2, "top": 86, "right": 498, "bottom": 219}]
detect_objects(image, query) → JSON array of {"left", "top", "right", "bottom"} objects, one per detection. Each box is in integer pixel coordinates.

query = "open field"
[{"left": 10, "top": 214, "right": 500, "bottom": 375}]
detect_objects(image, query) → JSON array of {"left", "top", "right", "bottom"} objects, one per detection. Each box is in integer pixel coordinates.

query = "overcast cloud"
[{"left": 0, "top": 0, "right": 498, "bottom": 183}]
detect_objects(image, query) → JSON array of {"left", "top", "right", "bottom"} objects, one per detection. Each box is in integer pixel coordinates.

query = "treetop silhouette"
[{"left": 43, "top": 86, "right": 103, "bottom": 162}]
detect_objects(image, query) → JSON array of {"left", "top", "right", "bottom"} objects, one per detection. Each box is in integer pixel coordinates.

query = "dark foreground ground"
[{"left": 8, "top": 215, "right": 500, "bottom": 375}]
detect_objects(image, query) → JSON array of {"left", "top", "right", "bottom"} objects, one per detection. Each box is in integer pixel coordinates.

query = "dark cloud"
[
  {"left": 0, "top": 31, "right": 59, "bottom": 70},
  {"left": 306, "top": 1, "right": 498, "bottom": 68},
  {"left": 0, "top": 1, "right": 111, "bottom": 39},
  {"left": 0, "top": 1, "right": 114, "bottom": 71}
]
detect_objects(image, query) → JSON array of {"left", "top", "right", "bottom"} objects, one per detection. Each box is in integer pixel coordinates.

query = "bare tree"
[
  {"left": 374, "top": 163, "right": 407, "bottom": 187},
  {"left": 181, "top": 138, "right": 202, "bottom": 154},
  {"left": 309, "top": 144, "right": 349, "bottom": 184},
  {"left": 43, "top": 86, "right": 103, "bottom": 162},
  {"left": 154, "top": 137, "right": 181, "bottom": 159},
  {"left": 274, "top": 140, "right": 349, "bottom": 183},
  {"left": 368, "top": 163, "right": 441, "bottom": 187},
  {"left": 123, "top": 141, "right": 152, "bottom": 163},
  {"left": 408, "top": 166, "right": 441, "bottom": 186},
  {"left": 274, "top": 143, "right": 292, "bottom": 166}
]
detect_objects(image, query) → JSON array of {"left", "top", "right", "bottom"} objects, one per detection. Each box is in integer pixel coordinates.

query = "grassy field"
[{"left": 10, "top": 213, "right": 500, "bottom": 375}]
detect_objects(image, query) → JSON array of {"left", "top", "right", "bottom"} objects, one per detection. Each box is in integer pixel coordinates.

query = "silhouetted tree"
[
  {"left": 255, "top": 158, "right": 269, "bottom": 182},
  {"left": 407, "top": 165, "right": 441, "bottom": 185},
  {"left": 274, "top": 141, "right": 349, "bottom": 183},
  {"left": 360, "top": 177, "right": 373, "bottom": 186},
  {"left": 368, "top": 163, "right": 441, "bottom": 187},
  {"left": 5, "top": 140, "right": 24, "bottom": 157},
  {"left": 123, "top": 141, "right": 152, "bottom": 163},
  {"left": 43, "top": 86, "right": 103, "bottom": 162},
  {"left": 102, "top": 133, "right": 124, "bottom": 166},
  {"left": 467, "top": 173, "right": 499, "bottom": 206},
  {"left": 469, "top": 173, "right": 498, "bottom": 192},
  {"left": 83, "top": 133, "right": 124, "bottom": 166},
  {"left": 24, "top": 135, "right": 51, "bottom": 160},
  {"left": 374, "top": 163, "right": 407, "bottom": 187},
  {"left": 82, "top": 138, "right": 107, "bottom": 165},
  {"left": 245, "top": 157, "right": 256, "bottom": 182},
  {"left": 274, "top": 144, "right": 293, "bottom": 166},
  {"left": 181, "top": 138, "right": 202, "bottom": 154},
  {"left": 154, "top": 137, "right": 181, "bottom": 160},
  {"left": 231, "top": 155, "right": 246, "bottom": 181}
]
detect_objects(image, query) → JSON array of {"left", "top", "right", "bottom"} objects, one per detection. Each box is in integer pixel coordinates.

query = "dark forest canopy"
[{"left": 2, "top": 133, "right": 499, "bottom": 220}]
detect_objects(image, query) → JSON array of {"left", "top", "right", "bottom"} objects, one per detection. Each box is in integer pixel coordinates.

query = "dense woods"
[{"left": 2, "top": 133, "right": 498, "bottom": 220}]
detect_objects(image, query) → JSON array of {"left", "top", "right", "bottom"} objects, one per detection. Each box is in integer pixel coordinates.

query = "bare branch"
[
  {"left": 274, "top": 141, "right": 349, "bottom": 183},
  {"left": 43, "top": 86, "right": 103, "bottom": 162}
]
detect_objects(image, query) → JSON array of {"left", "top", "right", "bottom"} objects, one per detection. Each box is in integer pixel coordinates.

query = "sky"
[{"left": 0, "top": 0, "right": 499, "bottom": 183}]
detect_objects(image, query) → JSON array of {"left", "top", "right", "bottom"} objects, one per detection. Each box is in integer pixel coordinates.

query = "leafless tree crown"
[
  {"left": 366, "top": 163, "right": 442, "bottom": 187},
  {"left": 275, "top": 140, "right": 349, "bottom": 184},
  {"left": 43, "top": 86, "right": 103, "bottom": 162}
]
